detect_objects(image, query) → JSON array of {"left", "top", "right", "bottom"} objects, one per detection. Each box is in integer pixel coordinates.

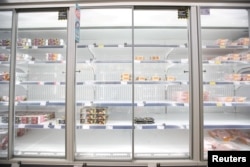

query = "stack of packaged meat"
[{"left": 204, "top": 129, "right": 250, "bottom": 152}]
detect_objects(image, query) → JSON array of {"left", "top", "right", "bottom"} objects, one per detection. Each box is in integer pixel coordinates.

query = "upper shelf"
[
  {"left": 1, "top": 80, "right": 250, "bottom": 86},
  {"left": 0, "top": 121, "right": 249, "bottom": 130},
  {"left": 78, "top": 43, "right": 187, "bottom": 48},
  {"left": 1, "top": 80, "right": 250, "bottom": 87},
  {"left": 1, "top": 43, "right": 249, "bottom": 50},
  {"left": 1, "top": 45, "right": 65, "bottom": 50},
  {"left": 1, "top": 59, "right": 250, "bottom": 65},
  {"left": 1, "top": 100, "right": 250, "bottom": 107}
]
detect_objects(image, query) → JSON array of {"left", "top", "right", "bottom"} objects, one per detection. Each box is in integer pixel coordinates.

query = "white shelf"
[
  {"left": 1, "top": 100, "right": 250, "bottom": 107},
  {"left": 77, "top": 43, "right": 188, "bottom": 48},
  {"left": 2, "top": 80, "right": 250, "bottom": 86},
  {"left": 202, "top": 45, "right": 249, "bottom": 49}
]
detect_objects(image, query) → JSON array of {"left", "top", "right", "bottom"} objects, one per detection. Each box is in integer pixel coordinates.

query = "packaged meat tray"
[
  {"left": 135, "top": 56, "right": 144, "bottom": 61},
  {"left": 57, "top": 118, "right": 66, "bottom": 124},
  {"left": 32, "top": 38, "right": 48, "bottom": 46},
  {"left": 0, "top": 53, "right": 9, "bottom": 61},
  {"left": 207, "top": 129, "right": 250, "bottom": 146},
  {"left": 204, "top": 130, "right": 250, "bottom": 152},
  {"left": 172, "top": 91, "right": 209, "bottom": 102},
  {"left": 46, "top": 53, "right": 62, "bottom": 61},
  {"left": 215, "top": 38, "right": 231, "bottom": 46},
  {"left": 212, "top": 51, "right": 250, "bottom": 62},
  {"left": 134, "top": 117, "right": 155, "bottom": 124},
  {"left": 0, "top": 132, "right": 8, "bottom": 150},
  {"left": 216, "top": 96, "right": 246, "bottom": 102},
  {"left": 0, "top": 72, "right": 10, "bottom": 81},
  {"left": 136, "top": 76, "right": 147, "bottom": 81},
  {"left": 166, "top": 75, "right": 176, "bottom": 81},
  {"left": 173, "top": 91, "right": 189, "bottom": 102},
  {"left": 17, "top": 38, "right": 31, "bottom": 47},
  {"left": 0, "top": 39, "right": 11, "bottom": 46},
  {"left": 150, "top": 56, "right": 160, "bottom": 60},
  {"left": 48, "top": 38, "right": 64, "bottom": 46},
  {"left": 0, "top": 96, "right": 27, "bottom": 102},
  {"left": 80, "top": 107, "right": 108, "bottom": 124},
  {"left": 231, "top": 37, "right": 249, "bottom": 46},
  {"left": 151, "top": 75, "right": 161, "bottom": 81},
  {"left": 14, "top": 112, "right": 55, "bottom": 124},
  {"left": 225, "top": 74, "right": 250, "bottom": 81},
  {"left": 241, "top": 52, "right": 250, "bottom": 61},
  {"left": 121, "top": 72, "right": 131, "bottom": 81}
]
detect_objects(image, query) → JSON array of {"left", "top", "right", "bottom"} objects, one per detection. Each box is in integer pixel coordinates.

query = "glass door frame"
[
  {"left": 74, "top": 5, "right": 197, "bottom": 162},
  {"left": 0, "top": 9, "right": 14, "bottom": 160},
  {"left": 5, "top": 7, "right": 74, "bottom": 161},
  {"left": 74, "top": 6, "right": 134, "bottom": 161},
  {"left": 197, "top": 6, "right": 250, "bottom": 161}
]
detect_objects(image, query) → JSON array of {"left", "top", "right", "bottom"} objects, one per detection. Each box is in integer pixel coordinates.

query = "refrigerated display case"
[
  {"left": 0, "top": 11, "right": 12, "bottom": 158},
  {"left": 200, "top": 8, "right": 250, "bottom": 159},
  {"left": 0, "top": 1, "right": 250, "bottom": 166},
  {"left": 12, "top": 10, "right": 68, "bottom": 158},
  {"left": 75, "top": 7, "right": 191, "bottom": 160}
]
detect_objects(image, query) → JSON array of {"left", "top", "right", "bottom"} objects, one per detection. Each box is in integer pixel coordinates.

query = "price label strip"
[
  {"left": 216, "top": 102, "right": 223, "bottom": 107},
  {"left": 209, "top": 81, "right": 216, "bottom": 85}
]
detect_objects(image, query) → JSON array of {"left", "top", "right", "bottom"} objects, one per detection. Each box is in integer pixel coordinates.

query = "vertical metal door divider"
[
  {"left": 189, "top": 6, "right": 203, "bottom": 163},
  {"left": 66, "top": 6, "right": 76, "bottom": 162},
  {"left": 248, "top": 9, "right": 250, "bottom": 38},
  {"left": 8, "top": 9, "right": 17, "bottom": 160}
]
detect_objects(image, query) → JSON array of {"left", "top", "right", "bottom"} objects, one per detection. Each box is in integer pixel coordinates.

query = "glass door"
[
  {"left": 13, "top": 9, "right": 67, "bottom": 158},
  {"left": 0, "top": 10, "right": 12, "bottom": 158},
  {"left": 200, "top": 8, "right": 250, "bottom": 159},
  {"left": 133, "top": 7, "right": 191, "bottom": 159},
  {"left": 75, "top": 8, "right": 133, "bottom": 160}
]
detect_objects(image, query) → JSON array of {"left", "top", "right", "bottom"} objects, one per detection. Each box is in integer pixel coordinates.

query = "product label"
[{"left": 208, "top": 151, "right": 250, "bottom": 167}]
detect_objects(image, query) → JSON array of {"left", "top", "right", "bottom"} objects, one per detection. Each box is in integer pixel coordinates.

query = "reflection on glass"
[
  {"left": 14, "top": 11, "right": 67, "bottom": 158},
  {"left": 0, "top": 11, "right": 12, "bottom": 158},
  {"left": 201, "top": 8, "right": 250, "bottom": 159}
]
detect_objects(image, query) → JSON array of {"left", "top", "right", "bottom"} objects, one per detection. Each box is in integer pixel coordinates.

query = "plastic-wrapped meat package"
[
  {"left": 208, "top": 129, "right": 234, "bottom": 142},
  {"left": 241, "top": 52, "right": 250, "bottom": 61},
  {"left": 46, "top": 53, "right": 62, "bottom": 61},
  {"left": 203, "top": 91, "right": 209, "bottom": 101},
  {"left": 173, "top": 91, "right": 209, "bottom": 102},
  {"left": 173, "top": 91, "right": 189, "bottom": 102},
  {"left": 215, "top": 143, "right": 240, "bottom": 150},
  {"left": 204, "top": 137, "right": 218, "bottom": 152},
  {"left": 227, "top": 129, "right": 250, "bottom": 145},
  {"left": 236, "top": 136, "right": 250, "bottom": 145},
  {"left": 242, "top": 74, "right": 250, "bottom": 81},
  {"left": 213, "top": 55, "right": 229, "bottom": 61},
  {"left": 215, "top": 39, "right": 231, "bottom": 46},
  {"left": 231, "top": 37, "right": 249, "bottom": 46},
  {"left": 227, "top": 53, "right": 241, "bottom": 60},
  {"left": 0, "top": 53, "right": 9, "bottom": 61},
  {"left": 0, "top": 72, "right": 10, "bottom": 81}
]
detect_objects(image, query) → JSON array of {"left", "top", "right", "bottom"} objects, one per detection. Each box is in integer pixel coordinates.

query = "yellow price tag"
[
  {"left": 216, "top": 102, "right": 223, "bottom": 107},
  {"left": 209, "top": 81, "right": 216, "bottom": 85},
  {"left": 215, "top": 60, "right": 221, "bottom": 64},
  {"left": 98, "top": 44, "right": 104, "bottom": 48},
  {"left": 23, "top": 46, "right": 29, "bottom": 49},
  {"left": 220, "top": 45, "right": 226, "bottom": 49}
]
